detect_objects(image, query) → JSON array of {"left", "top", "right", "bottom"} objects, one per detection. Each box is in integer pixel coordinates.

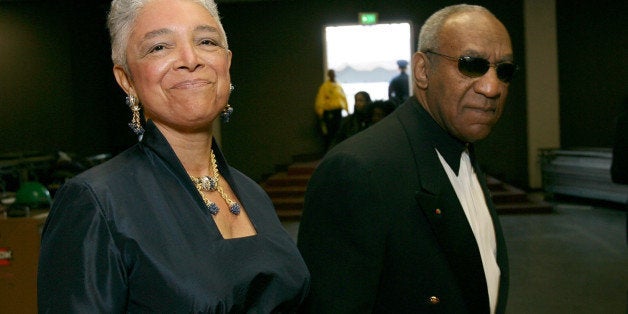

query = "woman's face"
[
  {"left": 114, "top": 0, "right": 232, "bottom": 133},
  {"left": 354, "top": 93, "right": 368, "bottom": 113}
]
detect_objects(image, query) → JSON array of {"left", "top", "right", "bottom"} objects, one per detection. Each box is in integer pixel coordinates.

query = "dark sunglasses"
[{"left": 424, "top": 50, "right": 518, "bottom": 83}]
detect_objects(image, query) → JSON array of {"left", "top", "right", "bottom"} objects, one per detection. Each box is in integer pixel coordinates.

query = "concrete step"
[
  {"left": 263, "top": 173, "right": 311, "bottom": 187},
  {"left": 269, "top": 193, "right": 304, "bottom": 220},
  {"left": 271, "top": 197, "right": 304, "bottom": 211},
  {"left": 263, "top": 185, "right": 307, "bottom": 198},
  {"left": 491, "top": 185, "right": 529, "bottom": 203},
  {"left": 487, "top": 176, "right": 507, "bottom": 191},
  {"left": 496, "top": 201, "right": 554, "bottom": 214},
  {"left": 287, "top": 161, "right": 319, "bottom": 176},
  {"left": 275, "top": 208, "right": 303, "bottom": 221}
]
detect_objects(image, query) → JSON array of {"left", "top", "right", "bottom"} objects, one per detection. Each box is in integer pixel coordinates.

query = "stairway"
[
  {"left": 485, "top": 176, "right": 553, "bottom": 214},
  {"left": 262, "top": 161, "right": 318, "bottom": 220},
  {"left": 262, "top": 160, "right": 553, "bottom": 221}
]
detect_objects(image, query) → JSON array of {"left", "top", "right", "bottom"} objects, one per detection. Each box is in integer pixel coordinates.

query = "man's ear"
[
  {"left": 412, "top": 51, "right": 429, "bottom": 89},
  {"left": 113, "top": 65, "right": 134, "bottom": 95}
]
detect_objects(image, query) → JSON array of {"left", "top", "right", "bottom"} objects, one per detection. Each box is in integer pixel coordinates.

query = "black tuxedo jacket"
[{"left": 297, "top": 97, "right": 509, "bottom": 313}]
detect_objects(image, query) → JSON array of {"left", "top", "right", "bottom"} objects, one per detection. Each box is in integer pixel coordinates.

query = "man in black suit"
[{"left": 297, "top": 4, "right": 517, "bottom": 313}]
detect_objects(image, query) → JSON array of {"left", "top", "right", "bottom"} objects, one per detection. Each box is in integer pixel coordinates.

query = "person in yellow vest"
[{"left": 315, "top": 69, "right": 348, "bottom": 150}]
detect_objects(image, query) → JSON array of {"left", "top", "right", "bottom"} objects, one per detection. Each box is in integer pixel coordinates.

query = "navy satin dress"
[{"left": 38, "top": 120, "right": 310, "bottom": 313}]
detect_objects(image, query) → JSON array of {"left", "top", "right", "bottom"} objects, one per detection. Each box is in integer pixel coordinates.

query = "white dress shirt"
[{"left": 437, "top": 149, "right": 500, "bottom": 314}]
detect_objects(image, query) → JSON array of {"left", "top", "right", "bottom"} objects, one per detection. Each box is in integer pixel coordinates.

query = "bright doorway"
[{"left": 324, "top": 23, "right": 413, "bottom": 113}]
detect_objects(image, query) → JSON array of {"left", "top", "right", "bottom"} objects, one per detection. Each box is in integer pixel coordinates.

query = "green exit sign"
[{"left": 359, "top": 12, "right": 378, "bottom": 25}]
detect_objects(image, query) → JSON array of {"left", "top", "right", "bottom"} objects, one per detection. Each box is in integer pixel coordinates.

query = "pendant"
[
  {"left": 198, "top": 176, "right": 218, "bottom": 191},
  {"left": 207, "top": 202, "right": 219, "bottom": 215},
  {"left": 229, "top": 202, "right": 241, "bottom": 215}
]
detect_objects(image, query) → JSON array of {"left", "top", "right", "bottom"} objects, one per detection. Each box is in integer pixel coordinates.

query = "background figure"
[
  {"left": 388, "top": 59, "right": 409, "bottom": 106},
  {"left": 315, "top": 69, "right": 348, "bottom": 150},
  {"left": 298, "top": 4, "right": 515, "bottom": 312},
  {"left": 367, "top": 99, "right": 397, "bottom": 126},
  {"left": 330, "top": 91, "right": 372, "bottom": 148},
  {"left": 611, "top": 98, "right": 628, "bottom": 184},
  {"left": 610, "top": 97, "right": 628, "bottom": 242},
  {"left": 37, "top": 0, "right": 309, "bottom": 312}
]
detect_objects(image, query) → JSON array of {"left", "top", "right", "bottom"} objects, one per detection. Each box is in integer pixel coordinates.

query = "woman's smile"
[{"left": 170, "top": 79, "right": 212, "bottom": 90}]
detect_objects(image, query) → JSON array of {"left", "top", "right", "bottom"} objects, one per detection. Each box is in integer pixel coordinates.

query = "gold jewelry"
[
  {"left": 220, "top": 84, "right": 235, "bottom": 122},
  {"left": 189, "top": 150, "right": 241, "bottom": 215},
  {"left": 189, "top": 175, "right": 218, "bottom": 192},
  {"left": 220, "top": 103, "right": 234, "bottom": 122},
  {"left": 126, "top": 94, "right": 144, "bottom": 135}
]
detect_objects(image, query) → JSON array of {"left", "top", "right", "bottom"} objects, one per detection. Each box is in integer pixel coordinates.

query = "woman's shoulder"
[{"left": 68, "top": 145, "right": 145, "bottom": 189}]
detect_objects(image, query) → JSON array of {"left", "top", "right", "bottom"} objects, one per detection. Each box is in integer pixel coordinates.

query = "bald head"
[{"left": 418, "top": 4, "right": 509, "bottom": 53}]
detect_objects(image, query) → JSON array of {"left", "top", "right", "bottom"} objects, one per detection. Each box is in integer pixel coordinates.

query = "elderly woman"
[{"left": 37, "top": 0, "right": 309, "bottom": 312}]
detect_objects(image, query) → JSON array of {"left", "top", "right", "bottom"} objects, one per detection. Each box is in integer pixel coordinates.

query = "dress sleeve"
[
  {"left": 38, "top": 180, "right": 128, "bottom": 312},
  {"left": 297, "top": 153, "right": 387, "bottom": 312}
]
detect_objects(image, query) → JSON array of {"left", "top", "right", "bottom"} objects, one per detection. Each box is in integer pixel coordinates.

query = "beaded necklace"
[{"left": 189, "top": 150, "right": 241, "bottom": 215}]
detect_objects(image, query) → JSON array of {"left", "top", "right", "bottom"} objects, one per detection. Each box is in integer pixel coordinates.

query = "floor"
[{"left": 282, "top": 196, "right": 628, "bottom": 313}]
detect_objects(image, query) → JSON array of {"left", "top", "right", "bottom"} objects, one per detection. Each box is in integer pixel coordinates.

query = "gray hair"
[
  {"left": 107, "top": 0, "right": 228, "bottom": 72},
  {"left": 418, "top": 4, "right": 492, "bottom": 52}
]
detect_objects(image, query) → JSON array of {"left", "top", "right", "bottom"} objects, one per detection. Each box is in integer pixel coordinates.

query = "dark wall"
[
  {"left": 556, "top": 0, "right": 628, "bottom": 149},
  {"left": 1, "top": 0, "right": 620, "bottom": 189},
  {"left": 69, "top": 1, "right": 138, "bottom": 156},
  {"left": 0, "top": 0, "right": 136, "bottom": 160},
  {"left": 0, "top": 2, "right": 73, "bottom": 155}
]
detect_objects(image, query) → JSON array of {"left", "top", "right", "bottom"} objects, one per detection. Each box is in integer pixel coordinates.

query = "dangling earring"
[
  {"left": 221, "top": 84, "right": 235, "bottom": 122},
  {"left": 126, "top": 94, "right": 144, "bottom": 135},
  {"left": 221, "top": 104, "right": 234, "bottom": 122}
]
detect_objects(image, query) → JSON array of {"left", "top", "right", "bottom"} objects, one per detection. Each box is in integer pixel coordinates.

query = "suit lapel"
[{"left": 396, "top": 100, "right": 490, "bottom": 312}]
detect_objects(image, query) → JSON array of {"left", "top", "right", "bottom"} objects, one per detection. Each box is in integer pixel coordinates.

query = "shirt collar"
[{"left": 415, "top": 103, "right": 469, "bottom": 175}]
